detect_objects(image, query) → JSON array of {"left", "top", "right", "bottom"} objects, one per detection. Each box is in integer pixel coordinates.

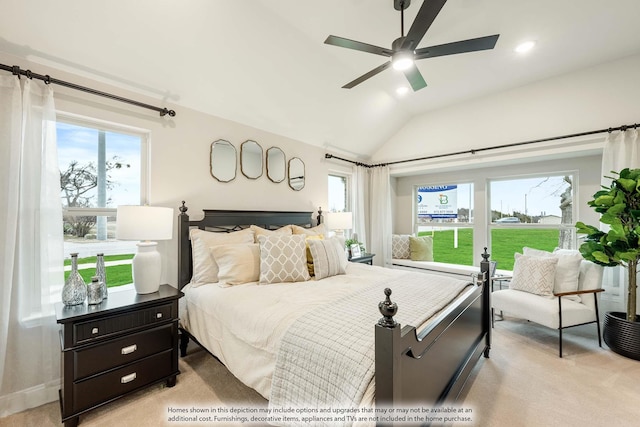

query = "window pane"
[
  {"left": 58, "top": 122, "right": 141, "bottom": 210},
  {"left": 490, "top": 175, "right": 573, "bottom": 224},
  {"left": 417, "top": 227, "right": 474, "bottom": 266},
  {"left": 328, "top": 174, "right": 347, "bottom": 212},
  {"left": 490, "top": 228, "right": 567, "bottom": 270}
]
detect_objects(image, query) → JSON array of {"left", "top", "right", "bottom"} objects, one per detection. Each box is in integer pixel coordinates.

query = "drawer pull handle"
[
  {"left": 156, "top": 313, "right": 163, "bottom": 319},
  {"left": 121, "top": 344, "right": 137, "bottom": 355},
  {"left": 121, "top": 373, "right": 137, "bottom": 384},
  {"left": 92, "top": 327, "right": 99, "bottom": 334}
]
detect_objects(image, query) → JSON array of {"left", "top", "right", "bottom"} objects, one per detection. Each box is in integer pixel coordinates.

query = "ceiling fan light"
[
  {"left": 392, "top": 51, "right": 414, "bottom": 71},
  {"left": 515, "top": 40, "right": 536, "bottom": 54},
  {"left": 396, "top": 86, "right": 409, "bottom": 96}
]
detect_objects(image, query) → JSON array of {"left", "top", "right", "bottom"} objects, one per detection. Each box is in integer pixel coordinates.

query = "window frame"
[{"left": 328, "top": 172, "right": 351, "bottom": 213}]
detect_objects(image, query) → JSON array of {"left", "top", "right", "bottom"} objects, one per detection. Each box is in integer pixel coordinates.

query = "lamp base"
[{"left": 132, "top": 242, "right": 161, "bottom": 294}]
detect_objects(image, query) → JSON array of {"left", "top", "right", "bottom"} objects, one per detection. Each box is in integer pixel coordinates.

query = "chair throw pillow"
[
  {"left": 257, "top": 234, "right": 311, "bottom": 284},
  {"left": 409, "top": 236, "right": 434, "bottom": 261},
  {"left": 510, "top": 253, "right": 558, "bottom": 297},
  {"left": 523, "top": 247, "right": 582, "bottom": 300}
]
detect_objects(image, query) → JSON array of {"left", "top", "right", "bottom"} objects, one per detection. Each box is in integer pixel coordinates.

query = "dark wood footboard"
[{"left": 375, "top": 250, "right": 491, "bottom": 423}]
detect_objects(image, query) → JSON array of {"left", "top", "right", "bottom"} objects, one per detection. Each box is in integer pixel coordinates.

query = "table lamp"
[
  {"left": 326, "top": 211, "right": 353, "bottom": 237},
  {"left": 116, "top": 205, "right": 173, "bottom": 294}
]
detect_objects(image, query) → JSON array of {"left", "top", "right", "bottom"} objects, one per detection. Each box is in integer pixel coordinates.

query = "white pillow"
[
  {"left": 190, "top": 228, "right": 254, "bottom": 285},
  {"left": 257, "top": 234, "right": 311, "bottom": 284},
  {"left": 392, "top": 234, "right": 411, "bottom": 259},
  {"left": 308, "top": 237, "right": 348, "bottom": 280},
  {"left": 509, "top": 253, "right": 558, "bottom": 297},
  {"left": 209, "top": 243, "right": 260, "bottom": 285},
  {"left": 523, "top": 247, "right": 582, "bottom": 300}
]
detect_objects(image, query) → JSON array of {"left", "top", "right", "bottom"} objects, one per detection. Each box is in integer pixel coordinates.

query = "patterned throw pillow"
[
  {"left": 258, "top": 234, "right": 311, "bottom": 284},
  {"left": 308, "top": 237, "right": 347, "bottom": 280},
  {"left": 392, "top": 234, "right": 411, "bottom": 259},
  {"left": 523, "top": 247, "right": 582, "bottom": 300},
  {"left": 409, "top": 235, "right": 434, "bottom": 261},
  {"left": 509, "top": 253, "right": 558, "bottom": 297}
]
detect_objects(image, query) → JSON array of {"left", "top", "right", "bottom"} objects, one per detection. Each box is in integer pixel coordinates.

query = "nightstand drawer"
[
  {"left": 73, "top": 302, "right": 174, "bottom": 345},
  {"left": 73, "top": 323, "right": 176, "bottom": 380},
  {"left": 73, "top": 349, "right": 174, "bottom": 413}
]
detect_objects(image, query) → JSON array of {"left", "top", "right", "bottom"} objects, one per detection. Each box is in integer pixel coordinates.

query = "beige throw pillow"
[
  {"left": 250, "top": 224, "right": 292, "bottom": 241},
  {"left": 291, "top": 223, "right": 327, "bottom": 236},
  {"left": 209, "top": 243, "right": 260, "bottom": 285},
  {"left": 523, "top": 247, "right": 582, "bottom": 300},
  {"left": 509, "top": 253, "right": 558, "bottom": 297},
  {"left": 258, "top": 234, "right": 310, "bottom": 284},
  {"left": 409, "top": 235, "right": 434, "bottom": 261},
  {"left": 190, "top": 228, "right": 255, "bottom": 285}
]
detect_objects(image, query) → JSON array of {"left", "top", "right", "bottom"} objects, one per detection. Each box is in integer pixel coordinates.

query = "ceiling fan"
[{"left": 324, "top": 0, "right": 499, "bottom": 91}]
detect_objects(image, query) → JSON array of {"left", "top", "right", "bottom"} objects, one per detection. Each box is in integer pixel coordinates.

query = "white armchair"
[{"left": 492, "top": 249, "right": 604, "bottom": 357}]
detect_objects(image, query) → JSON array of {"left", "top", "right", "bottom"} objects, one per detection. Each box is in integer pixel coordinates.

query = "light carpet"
[{"left": 1, "top": 318, "right": 639, "bottom": 427}]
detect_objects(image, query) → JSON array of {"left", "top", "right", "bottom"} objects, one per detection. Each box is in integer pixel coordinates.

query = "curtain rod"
[
  {"left": 325, "top": 122, "right": 640, "bottom": 168},
  {"left": 0, "top": 63, "right": 176, "bottom": 117}
]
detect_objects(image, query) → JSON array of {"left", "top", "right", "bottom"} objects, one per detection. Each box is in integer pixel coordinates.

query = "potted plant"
[
  {"left": 344, "top": 238, "right": 365, "bottom": 259},
  {"left": 576, "top": 167, "right": 640, "bottom": 360}
]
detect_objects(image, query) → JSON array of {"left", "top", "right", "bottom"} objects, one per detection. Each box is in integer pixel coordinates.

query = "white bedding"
[{"left": 179, "top": 262, "right": 471, "bottom": 402}]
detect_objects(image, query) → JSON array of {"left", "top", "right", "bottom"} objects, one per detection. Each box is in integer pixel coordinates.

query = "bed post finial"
[
  {"left": 481, "top": 247, "right": 490, "bottom": 262},
  {"left": 378, "top": 288, "right": 398, "bottom": 328},
  {"left": 179, "top": 201, "right": 188, "bottom": 215},
  {"left": 317, "top": 207, "right": 323, "bottom": 225}
]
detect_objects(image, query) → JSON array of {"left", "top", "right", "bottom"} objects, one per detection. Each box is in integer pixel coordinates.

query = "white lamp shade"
[
  {"left": 116, "top": 205, "right": 173, "bottom": 241},
  {"left": 327, "top": 211, "right": 353, "bottom": 231}
]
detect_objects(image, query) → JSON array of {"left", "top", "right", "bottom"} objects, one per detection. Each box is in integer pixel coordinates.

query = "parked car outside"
[{"left": 495, "top": 216, "right": 521, "bottom": 223}]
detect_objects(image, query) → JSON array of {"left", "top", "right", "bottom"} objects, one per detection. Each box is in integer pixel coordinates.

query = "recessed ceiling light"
[
  {"left": 515, "top": 41, "right": 536, "bottom": 54},
  {"left": 396, "top": 86, "right": 409, "bottom": 96}
]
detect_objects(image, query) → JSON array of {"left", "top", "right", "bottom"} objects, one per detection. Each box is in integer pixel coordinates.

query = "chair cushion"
[{"left": 492, "top": 289, "right": 597, "bottom": 329}]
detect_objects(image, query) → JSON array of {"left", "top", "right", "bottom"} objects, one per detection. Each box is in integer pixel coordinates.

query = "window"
[
  {"left": 415, "top": 183, "right": 474, "bottom": 266},
  {"left": 58, "top": 118, "right": 148, "bottom": 292},
  {"left": 328, "top": 174, "right": 349, "bottom": 213},
  {"left": 489, "top": 174, "right": 575, "bottom": 270}
]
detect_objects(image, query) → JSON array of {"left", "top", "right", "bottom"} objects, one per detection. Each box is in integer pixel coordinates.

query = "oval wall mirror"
[
  {"left": 240, "top": 140, "right": 263, "bottom": 179},
  {"left": 288, "top": 157, "right": 305, "bottom": 191},
  {"left": 266, "top": 147, "right": 286, "bottom": 183},
  {"left": 210, "top": 139, "right": 237, "bottom": 182}
]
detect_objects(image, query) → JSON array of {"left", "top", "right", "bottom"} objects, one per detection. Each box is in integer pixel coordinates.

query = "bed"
[{"left": 176, "top": 203, "right": 492, "bottom": 424}]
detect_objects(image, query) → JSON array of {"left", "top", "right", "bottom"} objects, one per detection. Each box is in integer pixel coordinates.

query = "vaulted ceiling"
[{"left": 1, "top": 0, "right": 639, "bottom": 160}]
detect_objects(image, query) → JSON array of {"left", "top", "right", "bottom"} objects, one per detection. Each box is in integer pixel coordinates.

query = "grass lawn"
[
  {"left": 65, "top": 254, "right": 133, "bottom": 288},
  {"left": 419, "top": 228, "right": 560, "bottom": 270}
]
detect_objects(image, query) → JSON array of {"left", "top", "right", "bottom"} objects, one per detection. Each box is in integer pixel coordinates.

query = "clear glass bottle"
[
  {"left": 87, "top": 276, "right": 103, "bottom": 305},
  {"left": 96, "top": 253, "right": 108, "bottom": 299},
  {"left": 62, "top": 253, "right": 87, "bottom": 306}
]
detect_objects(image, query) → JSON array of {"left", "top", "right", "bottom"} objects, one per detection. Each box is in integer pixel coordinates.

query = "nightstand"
[
  {"left": 55, "top": 285, "right": 183, "bottom": 427},
  {"left": 349, "top": 253, "right": 375, "bottom": 265}
]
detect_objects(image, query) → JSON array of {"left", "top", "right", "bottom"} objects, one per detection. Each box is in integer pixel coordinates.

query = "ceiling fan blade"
[
  {"left": 325, "top": 35, "right": 393, "bottom": 57},
  {"left": 403, "top": 0, "right": 448, "bottom": 50},
  {"left": 403, "top": 64, "right": 427, "bottom": 91},
  {"left": 342, "top": 62, "right": 392, "bottom": 89},
  {"left": 414, "top": 34, "right": 500, "bottom": 60}
]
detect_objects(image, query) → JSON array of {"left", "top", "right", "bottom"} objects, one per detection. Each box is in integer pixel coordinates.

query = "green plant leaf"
[
  {"left": 607, "top": 203, "right": 627, "bottom": 215},
  {"left": 617, "top": 178, "right": 637, "bottom": 193},
  {"left": 594, "top": 195, "right": 615, "bottom": 206},
  {"left": 592, "top": 251, "right": 613, "bottom": 264}
]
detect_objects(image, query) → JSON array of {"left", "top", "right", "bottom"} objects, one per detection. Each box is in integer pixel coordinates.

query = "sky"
[{"left": 57, "top": 122, "right": 141, "bottom": 207}]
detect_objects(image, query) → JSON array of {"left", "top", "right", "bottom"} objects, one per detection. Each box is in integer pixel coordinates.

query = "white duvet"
[{"left": 179, "top": 263, "right": 469, "bottom": 402}]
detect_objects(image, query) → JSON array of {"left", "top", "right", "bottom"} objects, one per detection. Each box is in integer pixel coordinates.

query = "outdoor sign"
[{"left": 417, "top": 185, "right": 458, "bottom": 219}]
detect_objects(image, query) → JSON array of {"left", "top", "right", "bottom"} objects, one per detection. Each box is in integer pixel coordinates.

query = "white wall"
[
  {"left": 372, "top": 53, "right": 640, "bottom": 163},
  {"left": 0, "top": 52, "right": 331, "bottom": 286}
]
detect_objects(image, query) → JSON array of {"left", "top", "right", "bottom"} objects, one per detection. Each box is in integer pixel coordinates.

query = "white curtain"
[
  {"left": 351, "top": 165, "right": 368, "bottom": 250},
  {"left": 369, "top": 166, "right": 392, "bottom": 267},
  {"left": 0, "top": 76, "right": 63, "bottom": 416},
  {"left": 600, "top": 129, "right": 640, "bottom": 312}
]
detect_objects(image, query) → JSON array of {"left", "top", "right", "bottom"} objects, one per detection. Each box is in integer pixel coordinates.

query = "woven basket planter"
[{"left": 603, "top": 311, "right": 640, "bottom": 361}]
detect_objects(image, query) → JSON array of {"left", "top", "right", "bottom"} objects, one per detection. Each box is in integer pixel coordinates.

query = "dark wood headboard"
[{"left": 177, "top": 202, "right": 321, "bottom": 289}]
